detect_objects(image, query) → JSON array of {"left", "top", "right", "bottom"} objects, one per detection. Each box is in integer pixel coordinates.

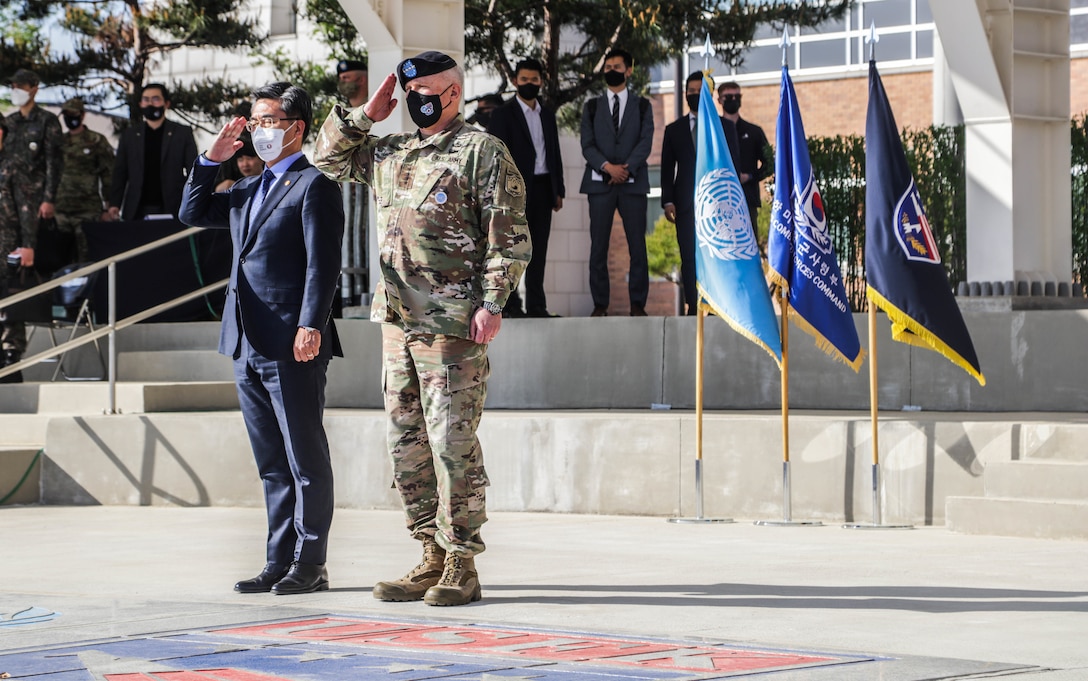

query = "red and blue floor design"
[{"left": 1, "top": 614, "right": 875, "bottom": 680}]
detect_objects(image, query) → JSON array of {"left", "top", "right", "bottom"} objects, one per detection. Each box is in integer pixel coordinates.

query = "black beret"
[
  {"left": 397, "top": 51, "right": 457, "bottom": 90},
  {"left": 336, "top": 59, "right": 367, "bottom": 75}
]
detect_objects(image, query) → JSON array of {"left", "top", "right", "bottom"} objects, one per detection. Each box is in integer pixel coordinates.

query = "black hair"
[
  {"left": 686, "top": 71, "right": 704, "bottom": 88},
  {"left": 604, "top": 49, "right": 633, "bottom": 69},
  {"left": 251, "top": 81, "right": 313, "bottom": 141},
  {"left": 141, "top": 83, "right": 170, "bottom": 102},
  {"left": 514, "top": 58, "right": 544, "bottom": 78}
]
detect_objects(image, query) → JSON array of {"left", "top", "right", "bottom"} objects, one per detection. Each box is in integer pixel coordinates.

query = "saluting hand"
[
  {"left": 207, "top": 116, "right": 247, "bottom": 163},
  {"left": 363, "top": 73, "right": 399, "bottom": 123}
]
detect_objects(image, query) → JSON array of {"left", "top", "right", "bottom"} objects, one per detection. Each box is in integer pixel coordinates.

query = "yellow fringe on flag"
[
  {"left": 767, "top": 274, "right": 865, "bottom": 372},
  {"left": 866, "top": 285, "right": 986, "bottom": 386},
  {"left": 698, "top": 286, "right": 783, "bottom": 369}
]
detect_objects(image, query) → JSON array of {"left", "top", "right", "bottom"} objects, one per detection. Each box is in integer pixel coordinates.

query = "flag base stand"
[
  {"left": 668, "top": 459, "right": 735, "bottom": 524},
  {"left": 754, "top": 462, "right": 823, "bottom": 526},
  {"left": 842, "top": 464, "right": 913, "bottom": 530}
]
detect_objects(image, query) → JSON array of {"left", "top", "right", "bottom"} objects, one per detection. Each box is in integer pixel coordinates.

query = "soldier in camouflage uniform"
[
  {"left": 0, "top": 69, "right": 64, "bottom": 381},
  {"left": 314, "top": 51, "right": 530, "bottom": 607},
  {"left": 55, "top": 97, "right": 114, "bottom": 264}
]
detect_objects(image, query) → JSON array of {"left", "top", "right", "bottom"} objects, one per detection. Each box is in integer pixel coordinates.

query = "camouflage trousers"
[
  {"left": 0, "top": 220, "right": 26, "bottom": 354},
  {"left": 53, "top": 211, "right": 96, "bottom": 265},
  {"left": 381, "top": 323, "right": 490, "bottom": 557}
]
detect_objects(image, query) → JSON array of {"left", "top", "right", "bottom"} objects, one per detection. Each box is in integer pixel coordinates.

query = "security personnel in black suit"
[
  {"left": 661, "top": 72, "right": 739, "bottom": 315},
  {"left": 108, "top": 83, "right": 198, "bottom": 221},
  {"left": 717, "top": 81, "right": 770, "bottom": 224},
  {"left": 179, "top": 82, "right": 344, "bottom": 596},
  {"left": 487, "top": 58, "right": 565, "bottom": 318}
]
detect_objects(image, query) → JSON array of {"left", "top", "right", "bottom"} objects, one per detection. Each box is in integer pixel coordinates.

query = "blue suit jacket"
[
  {"left": 179, "top": 155, "right": 344, "bottom": 362},
  {"left": 579, "top": 90, "right": 654, "bottom": 195}
]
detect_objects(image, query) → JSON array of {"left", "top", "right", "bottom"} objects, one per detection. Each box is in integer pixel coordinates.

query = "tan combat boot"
[
  {"left": 372, "top": 537, "right": 445, "bottom": 601},
  {"left": 423, "top": 552, "right": 481, "bottom": 606}
]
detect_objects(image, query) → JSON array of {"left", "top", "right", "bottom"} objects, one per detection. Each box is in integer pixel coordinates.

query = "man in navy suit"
[
  {"left": 179, "top": 82, "right": 344, "bottom": 595},
  {"left": 579, "top": 48, "right": 654, "bottom": 317},
  {"left": 661, "top": 71, "right": 738, "bottom": 316},
  {"left": 488, "top": 58, "right": 565, "bottom": 318}
]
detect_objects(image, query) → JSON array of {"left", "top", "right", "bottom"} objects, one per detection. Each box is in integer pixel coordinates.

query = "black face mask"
[
  {"left": 63, "top": 114, "right": 83, "bottom": 131},
  {"left": 685, "top": 94, "right": 699, "bottom": 112},
  {"left": 516, "top": 83, "right": 540, "bottom": 101},
  {"left": 406, "top": 84, "right": 451, "bottom": 129},
  {"left": 141, "top": 105, "right": 165, "bottom": 121},
  {"left": 473, "top": 110, "right": 493, "bottom": 128},
  {"left": 720, "top": 98, "right": 741, "bottom": 115},
  {"left": 603, "top": 70, "right": 626, "bottom": 87}
]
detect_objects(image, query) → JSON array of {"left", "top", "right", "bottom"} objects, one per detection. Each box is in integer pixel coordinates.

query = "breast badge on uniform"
[{"left": 435, "top": 190, "right": 448, "bottom": 205}]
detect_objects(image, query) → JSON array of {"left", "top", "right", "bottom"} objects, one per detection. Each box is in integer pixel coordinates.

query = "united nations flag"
[
  {"left": 865, "top": 60, "right": 984, "bottom": 385},
  {"left": 694, "top": 75, "right": 781, "bottom": 365}
]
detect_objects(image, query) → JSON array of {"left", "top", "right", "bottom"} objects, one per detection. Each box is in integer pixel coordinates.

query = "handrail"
[{"left": 0, "top": 225, "right": 228, "bottom": 412}]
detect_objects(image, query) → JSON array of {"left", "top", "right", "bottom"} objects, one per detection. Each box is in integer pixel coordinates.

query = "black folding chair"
[{"left": 30, "top": 263, "right": 106, "bottom": 381}]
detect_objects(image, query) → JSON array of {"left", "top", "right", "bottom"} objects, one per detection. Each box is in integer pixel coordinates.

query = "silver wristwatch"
[{"left": 481, "top": 301, "right": 502, "bottom": 315}]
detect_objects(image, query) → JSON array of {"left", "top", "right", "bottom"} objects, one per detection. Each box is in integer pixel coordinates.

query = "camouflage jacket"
[
  {"left": 315, "top": 106, "right": 531, "bottom": 338},
  {"left": 1, "top": 105, "right": 64, "bottom": 203},
  {"left": 56, "top": 128, "right": 114, "bottom": 215}
]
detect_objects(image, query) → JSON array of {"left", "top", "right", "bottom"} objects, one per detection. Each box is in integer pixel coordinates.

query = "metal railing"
[{"left": 0, "top": 226, "right": 228, "bottom": 414}]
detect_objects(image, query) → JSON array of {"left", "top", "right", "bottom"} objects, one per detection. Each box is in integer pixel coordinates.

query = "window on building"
[{"left": 269, "top": 0, "right": 297, "bottom": 36}]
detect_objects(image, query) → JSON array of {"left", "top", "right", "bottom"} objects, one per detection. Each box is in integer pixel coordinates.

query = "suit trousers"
[
  {"left": 233, "top": 336, "right": 333, "bottom": 567},
  {"left": 587, "top": 185, "right": 649, "bottom": 309},
  {"left": 675, "top": 205, "right": 698, "bottom": 314},
  {"left": 523, "top": 174, "right": 556, "bottom": 314},
  {"left": 381, "top": 324, "right": 490, "bottom": 557}
]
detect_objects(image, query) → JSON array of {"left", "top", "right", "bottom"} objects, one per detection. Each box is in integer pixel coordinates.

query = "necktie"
[
  {"left": 691, "top": 118, "right": 697, "bottom": 147},
  {"left": 245, "top": 168, "right": 276, "bottom": 241},
  {"left": 611, "top": 94, "right": 620, "bottom": 133}
]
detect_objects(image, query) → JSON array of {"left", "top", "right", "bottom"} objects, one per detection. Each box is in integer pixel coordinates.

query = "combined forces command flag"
[
  {"left": 864, "top": 60, "right": 985, "bottom": 385},
  {"left": 694, "top": 74, "right": 782, "bottom": 365},
  {"left": 768, "top": 65, "right": 863, "bottom": 371}
]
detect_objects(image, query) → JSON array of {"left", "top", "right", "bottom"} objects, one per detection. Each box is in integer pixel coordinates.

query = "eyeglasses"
[{"left": 245, "top": 117, "right": 301, "bottom": 132}]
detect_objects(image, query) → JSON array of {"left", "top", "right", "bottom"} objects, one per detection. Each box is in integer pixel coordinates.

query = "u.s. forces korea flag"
[
  {"left": 864, "top": 60, "right": 984, "bottom": 386},
  {"left": 694, "top": 74, "right": 781, "bottom": 365},
  {"left": 768, "top": 65, "right": 863, "bottom": 371}
]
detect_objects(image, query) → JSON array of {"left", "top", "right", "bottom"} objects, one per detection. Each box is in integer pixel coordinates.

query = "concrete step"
[
  {"left": 117, "top": 350, "right": 233, "bottom": 382},
  {"left": 0, "top": 413, "right": 51, "bottom": 445},
  {"left": 0, "top": 381, "right": 238, "bottom": 414},
  {"left": 984, "top": 460, "right": 1088, "bottom": 500},
  {"left": 1019, "top": 423, "right": 1088, "bottom": 461},
  {"left": 945, "top": 496, "right": 1088, "bottom": 540},
  {"left": 0, "top": 446, "right": 42, "bottom": 506}
]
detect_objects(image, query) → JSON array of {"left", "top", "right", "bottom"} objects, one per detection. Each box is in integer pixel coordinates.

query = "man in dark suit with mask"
[
  {"left": 717, "top": 80, "right": 770, "bottom": 224},
  {"left": 108, "top": 83, "right": 197, "bottom": 221},
  {"left": 179, "top": 81, "right": 344, "bottom": 596},
  {"left": 488, "top": 58, "right": 565, "bottom": 318},
  {"left": 579, "top": 48, "right": 654, "bottom": 317}
]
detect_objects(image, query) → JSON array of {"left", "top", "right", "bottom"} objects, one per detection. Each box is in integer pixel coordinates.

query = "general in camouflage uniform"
[
  {"left": 314, "top": 51, "right": 530, "bottom": 607},
  {"left": 55, "top": 97, "right": 114, "bottom": 264},
  {"left": 0, "top": 69, "right": 64, "bottom": 379}
]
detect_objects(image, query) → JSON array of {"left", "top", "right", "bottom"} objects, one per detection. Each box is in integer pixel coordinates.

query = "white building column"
[{"left": 930, "top": 0, "right": 1072, "bottom": 297}]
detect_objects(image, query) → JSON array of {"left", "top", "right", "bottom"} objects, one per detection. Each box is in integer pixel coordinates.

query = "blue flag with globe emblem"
[
  {"left": 767, "top": 65, "right": 863, "bottom": 371},
  {"left": 694, "top": 75, "right": 781, "bottom": 365}
]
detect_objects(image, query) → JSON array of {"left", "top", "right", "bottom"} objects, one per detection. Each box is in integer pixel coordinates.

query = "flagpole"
[
  {"left": 669, "top": 305, "right": 731, "bottom": 524},
  {"left": 843, "top": 305, "right": 911, "bottom": 530},
  {"left": 756, "top": 291, "right": 821, "bottom": 527}
]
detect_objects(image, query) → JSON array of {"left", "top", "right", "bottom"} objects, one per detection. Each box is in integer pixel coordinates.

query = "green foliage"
[
  {"left": 1072, "top": 114, "right": 1088, "bottom": 291},
  {"left": 647, "top": 215, "right": 681, "bottom": 280},
  {"left": 806, "top": 133, "right": 867, "bottom": 311},
  {"left": 466, "top": 0, "right": 851, "bottom": 128}
]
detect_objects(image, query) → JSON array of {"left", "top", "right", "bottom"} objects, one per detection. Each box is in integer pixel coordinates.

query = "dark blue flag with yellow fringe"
[
  {"left": 864, "top": 60, "right": 984, "bottom": 385},
  {"left": 694, "top": 74, "right": 781, "bottom": 365},
  {"left": 768, "top": 65, "right": 863, "bottom": 371}
]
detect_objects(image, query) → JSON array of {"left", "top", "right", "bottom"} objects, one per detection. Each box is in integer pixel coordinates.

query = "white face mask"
[
  {"left": 10, "top": 88, "right": 31, "bottom": 107},
  {"left": 251, "top": 121, "right": 297, "bottom": 163}
]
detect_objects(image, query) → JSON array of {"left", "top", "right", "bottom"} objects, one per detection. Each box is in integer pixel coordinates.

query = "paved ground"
[{"left": 0, "top": 507, "right": 1085, "bottom": 680}]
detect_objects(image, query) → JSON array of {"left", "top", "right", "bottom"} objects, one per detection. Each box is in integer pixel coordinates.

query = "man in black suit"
[
  {"left": 108, "top": 83, "right": 198, "bottom": 221},
  {"left": 717, "top": 81, "right": 770, "bottom": 224},
  {"left": 179, "top": 82, "right": 344, "bottom": 595},
  {"left": 661, "top": 71, "right": 734, "bottom": 316},
  {"left": 488, "top": 58, "right": 565, "bottom": 318},
  {"left": 579, "top": 48, "right": 654, "bottom": 317}
]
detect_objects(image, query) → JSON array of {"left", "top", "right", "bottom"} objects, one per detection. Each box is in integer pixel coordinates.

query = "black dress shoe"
[
  {"left": 271, "top": 562, "right": 329, "bottom": 595},
  {"left": 590, "top": 306, "right": 608, "bottom": 317},
  {"left": 234, "top": 563, "right": 289, "bottom": 593},
  {"left": 630, "top": 304, "right": 648, "bottom": 317},
  {"left": 526, "top": 309, "right": 561, "bottom": 318}
]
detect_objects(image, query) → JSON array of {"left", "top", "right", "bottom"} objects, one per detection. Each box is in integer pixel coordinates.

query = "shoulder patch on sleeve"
[{"left": 505, "top": 169, "right": 524, "bottom": 197}]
